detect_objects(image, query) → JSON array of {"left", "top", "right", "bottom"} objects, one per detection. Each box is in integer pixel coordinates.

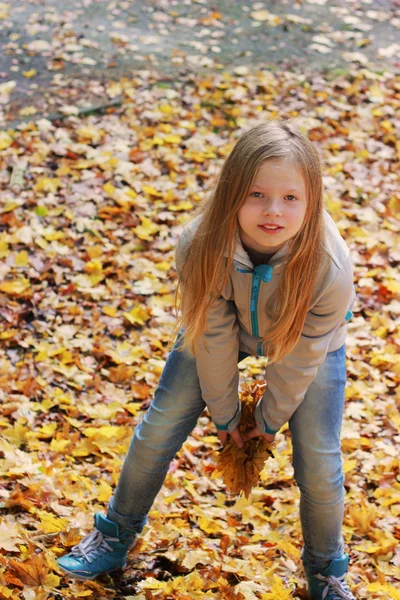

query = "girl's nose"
[{"left": 263, "top": 200, "right": 282, "bottom": 216}]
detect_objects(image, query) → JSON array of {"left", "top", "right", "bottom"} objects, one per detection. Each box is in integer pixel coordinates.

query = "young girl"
[{"left": 57, "top": 119, "right": 357, "bottom": 600}]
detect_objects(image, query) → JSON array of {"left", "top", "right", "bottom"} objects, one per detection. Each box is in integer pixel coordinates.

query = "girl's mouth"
[{"left": 258, "top": 225, "right": 284, "bottom": 235}]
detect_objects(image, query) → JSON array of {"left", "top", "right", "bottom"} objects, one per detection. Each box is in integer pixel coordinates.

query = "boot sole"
[{"left": 58, "top": 562, "right": 126, "bottom": 581}]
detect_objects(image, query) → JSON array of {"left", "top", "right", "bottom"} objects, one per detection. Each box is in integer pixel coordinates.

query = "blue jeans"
[{"left": 107, "top": 329, "right": 347, "bottom": 574}]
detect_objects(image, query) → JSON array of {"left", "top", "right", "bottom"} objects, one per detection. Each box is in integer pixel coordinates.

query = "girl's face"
[{"left": 237, "top": 158, "right": 307, "bottom": 254}]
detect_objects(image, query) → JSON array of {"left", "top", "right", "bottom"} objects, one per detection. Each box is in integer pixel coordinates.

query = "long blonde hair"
[{"left": 168, "top": 118, "right": 324, "bottom": 364}]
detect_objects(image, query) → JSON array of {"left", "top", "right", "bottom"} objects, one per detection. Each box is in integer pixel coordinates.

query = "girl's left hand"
[
  {"left": 216, "top": 425, "right": 275, "bottom": 448},
  {"left": 242, "top": 425, "right": 276, "bottom": 444},
  {"left": 216, "top": 426, "right": 244, "bottom": 448}
]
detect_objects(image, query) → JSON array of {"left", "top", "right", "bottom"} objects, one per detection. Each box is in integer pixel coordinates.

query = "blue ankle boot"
[
  {"left": 57, "top": 513, "right": 137, "bottom": 581},
  {"left": 304, "top": 552, "right": 356, "bottom": 599}
]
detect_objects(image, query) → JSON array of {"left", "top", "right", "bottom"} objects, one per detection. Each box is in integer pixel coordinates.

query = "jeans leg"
[
  {"left": 289, "top": 343, "right": 347, "bottom": 574},
  {"left": 107, "top": 333, "right": 250, "bottom": 534}
]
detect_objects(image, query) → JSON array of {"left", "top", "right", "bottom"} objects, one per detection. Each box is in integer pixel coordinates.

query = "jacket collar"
[
  {"left": 224, "top": 228, "right": 290, "bottom": 272},
  {"left": 185, "top": 213, "right": 290, "bottom": 272}
]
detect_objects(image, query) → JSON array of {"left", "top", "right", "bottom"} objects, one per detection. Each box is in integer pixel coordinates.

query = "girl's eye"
[{"left": 249, "top": 192, "right": 297, "bottom": 201}]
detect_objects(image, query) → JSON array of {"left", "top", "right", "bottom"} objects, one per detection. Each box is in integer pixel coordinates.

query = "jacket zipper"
[
  {"left": 250, "top": 275, "right": 261, "bottom": 338},
  {"left": 236, "top": 268, "right": 261, "bottom": 338},
  {"left": 236, "top": 266, "right": 273, "bottom": 356}
]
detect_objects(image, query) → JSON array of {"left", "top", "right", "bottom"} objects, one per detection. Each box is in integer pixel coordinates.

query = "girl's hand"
[
  {"left": 242, "top": 425, "right": 276, "bottom": 444},
  {"left": 216, "top": 426, "right": 244, "bottom": 449}
]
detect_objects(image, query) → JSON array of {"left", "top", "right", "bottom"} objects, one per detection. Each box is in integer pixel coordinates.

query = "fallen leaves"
[{"left": 0, "top": 48, "right": 399, "bottom": 600}]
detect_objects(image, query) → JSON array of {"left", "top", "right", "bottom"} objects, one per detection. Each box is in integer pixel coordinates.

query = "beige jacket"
[{"left": 175, "top": 209, "right": 356, "bottom": 435}]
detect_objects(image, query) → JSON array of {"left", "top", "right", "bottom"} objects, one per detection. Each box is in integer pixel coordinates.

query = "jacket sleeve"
[
  {"left": 175, "top": 227, "right": 242, "bottom": 433},
  {"left": 254, "top": 258, "right": 356, "bottom": 435}
]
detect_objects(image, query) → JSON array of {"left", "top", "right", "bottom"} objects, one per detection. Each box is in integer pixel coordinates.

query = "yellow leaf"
[
  {"left": 36, "top": 511, "right": 68, "bottom": 534},
  {"left": 84, "top": 259, "right": 103, "bottom": 274},
  {"left": 34, "top": 177, "right": 61, "bottom": 193},
  {"left": 142, "top": 184, "right": 163, "bottom": 197},
  {"left": 159, "top": 104, "right": 173, "bottom": 114},
  {"left": 0, "top": 3, "right": 10, "bottom": 20},
  {"left": 74, "top": 273, "right": 104, "bottom": 288},
  {"left": 250, "top": 9, "right": 281, "bottom": 25},
  {"left": 133, "top": 216, "right": 160, "bottom": 241},
  {"left": 268, "top": 531, "right": 301, "bottom": 559},
  {"left": 103, "top": 306, "right": 118, "bottom": 317},
  {"left": 384, "top": 279, "right": 400, "bottom": 294},
  {"left": 22, "top": 69, "right": 37, "bottom": 78},
  {"left": 19, "top": 105, "right": 37, "bottom": 116},
  {"left": 123, "top": 306, "right": 151, "bottom": 326},
  {"left": 380, "top": 120, "right": 393, "bottom": 132},
  {"left": 0, "top": 131, "right": 13, "bottom": 150},
  {"left": 0, "top": 329, "right": 17, "bottom": 340},
  {"left": 15, "top": 250, "right": 29, "bottom": 266},
  {"left": 43, "top": 230, "right": 64, "bottom": 241},
  {"left": 103, "top": 181, "right": 116, "bottom": 197},
  {"left": 368, "top": 83, "right": 385, "bottom": 103},
  {"left": 44, "top": 573, "right": 61, "bottom": 588},
  {"left": 327, "top": 163, "right": 343, "bottom": 175},
  {"left": 367, "top": 583, "right": 400, "bottom": 599},
  {"left": 2, "top": 202, "right": 18, "bottom": 213},
  {"left": 343, "top": 459, "right": 357, "bottom": 473},
  {"left": 125, "top": 187, "right": 137, "bottom": 199},
  {"left": 198, "top": 515, "right": 221, "bottom": 534},
  {"left": 49, "top": 346, "right": 68, "bottom": 357},
  {"left": 123, "top": 403, "right": 141, "bottom": 416},
  {"left": 353, "top": 542, "right": 381, "bottom": 553},
  {"left": 50, "top": 438, "right": 71, "bottom": 452},
  {"left": 98, "top": 480, "right": 113, "bottom": 502},
  {"left": 346, "top": 498, "right": 377, "bottom": 533},
  {"left": 84, "top": 425, "right": 123, "bottom": 439},
  {"left": 262, "top": 575, "right": 294, "bottom": 599},
  {"left": 158, "top": 124, "right": 172, "bottom": 134},
  {"left": 164, "top": 570, "right": 205, "bottom": 593},
  {"left": 0, "top": 278, "right": 30, "bottom": 295},
  {"left": 388, "top": 195, "right": 400, "bottom": 218},
  {"left": 164, "top": 134, "right": 181, "bottom": 144},
  {"left": 0, "top": 585, "right": 14, "bottom": 598},
  {"left": 0, "top": 240, "right": 9, "bottom": 258},
  {"left": 164, "top": 491, "right": 181, "bottom": 505},
  {"left": 324, "top": 195, "right": 342, "bottom": 221},
  {"left": 76, "top": 125, "right": 104, "bottom": 143},
  {"left": 169, "top": 200, "right": 194, "bottom": 211},
  {"left": 155, "top": 261, "right": 172, "bottom": 271},
  {"left": 39, "top": 423, "right": 58, "bottom": 437},
  {"left": 34, "top": 236, "right": 48, "bottom": 249}
]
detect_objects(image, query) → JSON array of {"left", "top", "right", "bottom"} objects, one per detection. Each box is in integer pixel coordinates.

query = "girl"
[{"left": 57, "top": 119, "right": 357, "bottom": 600}]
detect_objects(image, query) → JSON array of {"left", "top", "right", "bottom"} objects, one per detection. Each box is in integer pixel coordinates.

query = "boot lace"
[
  {"left": 316, "top": 573, "right": 356, "bottom": 599},
  {"left": 70, "top": 529, "right": 120, "bottom": 564}
]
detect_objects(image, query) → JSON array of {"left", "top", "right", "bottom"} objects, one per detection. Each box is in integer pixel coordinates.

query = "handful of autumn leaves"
[{"left": 212, "top": 382, "right": 275, "bottom": 499}]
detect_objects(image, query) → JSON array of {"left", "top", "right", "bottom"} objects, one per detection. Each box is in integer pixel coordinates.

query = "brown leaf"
[
  {"left": 214, "top": 384, "right": 275, "bottom": 498},
  {"left": 7, "top": 551, "right": 49, "bottom": 587}
]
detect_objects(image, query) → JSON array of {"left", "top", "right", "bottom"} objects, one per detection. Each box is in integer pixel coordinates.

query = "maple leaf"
[
  {"left": 7, "top": 551, "right": 49, "bottom": 586},
  {"left": 0, "top": 520, "right": 25, "bottom": 552}
]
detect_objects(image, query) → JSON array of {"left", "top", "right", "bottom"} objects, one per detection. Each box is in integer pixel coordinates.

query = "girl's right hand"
[
  {"left": 242, "top": 426, "right": 276, "bottom": 444},
  {"left": 216, "top": 426, "right": 244, "bottom": 449}
]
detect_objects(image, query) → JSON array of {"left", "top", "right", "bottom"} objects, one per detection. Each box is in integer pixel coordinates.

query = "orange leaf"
[{"left": 8, "top": 552, "right": 49, "bottom": 587}]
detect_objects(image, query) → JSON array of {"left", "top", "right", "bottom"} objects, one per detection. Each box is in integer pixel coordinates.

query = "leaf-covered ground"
[
  {"left": 1, "top": 0, "right": 400, "bottom": 125},
  {"left": 0, "top": 65, "right": 399, "bottom": 599}
]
